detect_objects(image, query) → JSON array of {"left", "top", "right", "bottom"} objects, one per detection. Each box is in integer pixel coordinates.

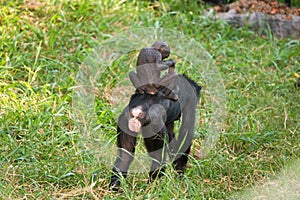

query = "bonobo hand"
[
  {"left": 162, "top": 59, "right": 175, "bottom": 67},
  {"left": 167, "top": 59, "right": 176, "bottom": 68},
  {"left": 166, "top": 59, "right": 176, "bottom": 73}
]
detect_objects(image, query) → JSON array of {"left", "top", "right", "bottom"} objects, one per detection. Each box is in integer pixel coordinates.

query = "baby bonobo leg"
[
  {"left": 159, "top": 71, "right": 178, "bottom": 101},
  {"left": 140, "top": 83, "right": 159, "bottom": 95},
  {"left": 129, "top": 71, "right": 144, "bottom": 94}
]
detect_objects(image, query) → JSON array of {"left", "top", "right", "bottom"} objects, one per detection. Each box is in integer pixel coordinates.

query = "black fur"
[{"left": 110, "top": 74, "right": 201, "bottom": 191}]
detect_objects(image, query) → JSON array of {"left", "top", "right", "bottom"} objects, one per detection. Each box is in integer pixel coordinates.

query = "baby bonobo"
[{"left": 129, "top": 41, "right": 178, "bottom": 101}]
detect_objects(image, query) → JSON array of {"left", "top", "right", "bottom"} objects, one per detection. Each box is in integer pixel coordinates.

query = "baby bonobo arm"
[{"left": 157, "top": 59, "right": 175, "bottom": 71}]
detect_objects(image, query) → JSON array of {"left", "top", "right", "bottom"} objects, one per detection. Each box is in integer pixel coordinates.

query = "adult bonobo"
[{"left": 110, "top": 74, "right": 201, "bottom": 191}]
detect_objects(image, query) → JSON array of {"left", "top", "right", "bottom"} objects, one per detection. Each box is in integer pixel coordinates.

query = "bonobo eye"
[{"left": 137, "top": 112, "right": 144, "bottom": 119}]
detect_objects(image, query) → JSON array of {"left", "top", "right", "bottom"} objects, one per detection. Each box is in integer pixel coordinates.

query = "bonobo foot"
[
  {"left": 163, "top": 89, "right": 178, "bottom": 101},
  {"left": 176, "top": 169, "right": 185, "bottom": 179},
  {"left": 109, "top": 175, "right": 121, "bottom": 192},
  {"left": 135, "top": 88, "right": 145, "bottom": 94},
  {"left": 148, "top": 167, "right": 166, "bottom": 182},
  {"left": 143, "top": 84, "right": 159, "bottom": 95},
  {"left": 136, "top": 85, "right": 159, "bottom": 95}
]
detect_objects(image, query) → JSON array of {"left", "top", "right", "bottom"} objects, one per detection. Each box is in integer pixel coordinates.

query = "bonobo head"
[
  {"left": 151, "top": 41, "right": 170, "bottom": 59},
  {"left": 128, "top": 106, "right": 147, "bottom": 133},
  {"left": 127, "top": 94, "right": 151, "bottom": 133}
]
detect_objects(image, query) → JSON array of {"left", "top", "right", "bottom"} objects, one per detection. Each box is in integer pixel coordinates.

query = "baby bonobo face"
[
  {"left": 161, "top": 49, "right": 170, "bottom": 59},
  {"left": 151, "top": 41, "right": 170, "bottom": 59},
  {"left": 128, "top": 106, "right": 145, "bottom": 133}
]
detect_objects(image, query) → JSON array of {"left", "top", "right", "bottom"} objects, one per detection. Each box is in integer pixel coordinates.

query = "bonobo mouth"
[{"left": 128, "top": 105, "right": 150, "bottom": 133}]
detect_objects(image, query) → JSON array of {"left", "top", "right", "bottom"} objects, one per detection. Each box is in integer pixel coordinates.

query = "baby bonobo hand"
[
  {"left": 167, "top": 59, "right": 176, "bottom": 73},
  {"left": 168, "top": 59, "right": 176, "bottom": 67}
]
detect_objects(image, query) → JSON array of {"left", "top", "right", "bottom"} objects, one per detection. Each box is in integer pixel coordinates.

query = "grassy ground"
[{"left": 1, "top": 0, "right": 299, "bottom": 199}]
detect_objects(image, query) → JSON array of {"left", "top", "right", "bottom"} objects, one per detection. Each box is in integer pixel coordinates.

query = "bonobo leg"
[
  {"left": 142, "top": 105, "right": 168, "bottom": 181},
  {"left": 167, "top": 121, "right": 187, "bottom": 175},
  {"left": 129, "top": 71, "right": 144, "bottom": 94},
  {"left": 110, "top": 127, "right": 137, "bottom": 191},
  {"left": 159, "top": 71, "right": 178, "bottom": 89},
  {"left": 159, "top": 72, "right": 178, "bottom": 101},
  {"left": 166, "top": 122, "right": 175, "bottom": 143},
  {"left": 170, "top": 96, "right": 197, "bottom": 176},
  {"left": 173, "top": 145, "right": 191, "bottom": 177},
  {"left": 144, "top": 129, "right": 168, "bottom": 181},
  {"left": 166, "top": 122, "right": 177, "bottom": 167}
]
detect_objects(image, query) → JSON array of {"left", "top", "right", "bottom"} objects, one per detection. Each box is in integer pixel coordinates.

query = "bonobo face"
[
  {"left": 151, "top": 41, "right": 170, "bottom": 59},
  {"left": 128, "top": 106, "right": 147, "bottom": 133},
  {"left": 160, "top": 48, "right": 170, "bottom": 59}
]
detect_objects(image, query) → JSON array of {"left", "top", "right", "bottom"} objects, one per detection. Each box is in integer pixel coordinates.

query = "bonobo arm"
[
  {"left": 157, "top": 59, "right": 176, "bottom": 71},
  {"left": 161, "top": 59, "right": 175, "bottom": 68},
  {"left": 110, "top": 127, "right": 137, "bottom": 191},
  {"left": 142, "top": 104, "right": 168, "bottom": 181},
  {"left": 110, "top": 110, "right": 137, "bottom": 191}
]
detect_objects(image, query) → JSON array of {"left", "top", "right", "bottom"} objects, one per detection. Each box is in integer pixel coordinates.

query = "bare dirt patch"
[{"left": 210, "top": 0, "right": 300, "bottom": 38}]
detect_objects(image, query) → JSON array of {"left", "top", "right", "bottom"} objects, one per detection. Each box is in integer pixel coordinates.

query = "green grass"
[{"left": 1, "top": 0, "right": 299, "bottom": 199}]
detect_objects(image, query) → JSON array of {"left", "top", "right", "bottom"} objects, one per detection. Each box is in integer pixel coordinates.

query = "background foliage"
[{"left": 0, "top": 0, "right": 299, "bottom": 199}]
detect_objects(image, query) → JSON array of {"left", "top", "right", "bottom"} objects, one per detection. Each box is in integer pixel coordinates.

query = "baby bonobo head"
[{"left": 151, "top": 41, "right": 170, "bottom": 59}]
